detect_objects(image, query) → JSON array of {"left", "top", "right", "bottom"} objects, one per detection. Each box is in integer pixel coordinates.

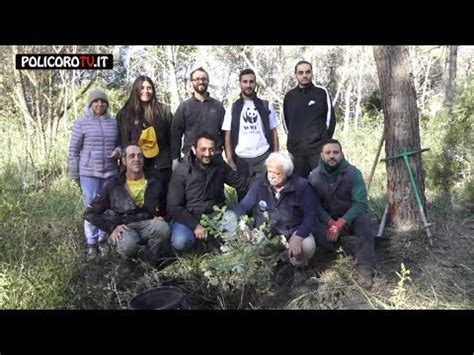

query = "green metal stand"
[{"left": 381, "top": 148, "right": 432, "bottom": 246}]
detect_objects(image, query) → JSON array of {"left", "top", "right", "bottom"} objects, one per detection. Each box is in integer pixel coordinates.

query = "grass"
[
  {"left": 0, "top": 131, "right": 85, "bottom": 309},
  {"left": 0, "top": 182, "right": 83, "bottom": 308},
  {"left": 0, "top": 119, "right": 472, "bottom": 309}
]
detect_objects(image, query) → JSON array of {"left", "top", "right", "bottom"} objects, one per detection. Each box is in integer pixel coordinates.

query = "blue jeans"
[
  {"left": 171, "top": 210, "right": 238, "bottom": 251},
  {"left": 171, "top": 222, "right": 196, "bottom": 251},
  {"left": 80, "top": 176, "right": 111, "bottom": 245}
]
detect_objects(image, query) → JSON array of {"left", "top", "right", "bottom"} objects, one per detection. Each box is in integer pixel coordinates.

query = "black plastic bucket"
[{"left": 128, "top": 286, "right": 184, "bottom": 310}]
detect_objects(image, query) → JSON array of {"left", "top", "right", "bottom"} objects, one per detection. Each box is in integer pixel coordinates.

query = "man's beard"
[
  {"left": 325, "top": 160, "right": 340, "bottom": 172},
  {"left": 193, "top": 84, "right": 208, "bottom": 94}
]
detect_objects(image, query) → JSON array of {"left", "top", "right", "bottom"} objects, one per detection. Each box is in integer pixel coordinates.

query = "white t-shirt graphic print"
[{"left": 222, "top": 99, "right": 279, "bottom": 158}]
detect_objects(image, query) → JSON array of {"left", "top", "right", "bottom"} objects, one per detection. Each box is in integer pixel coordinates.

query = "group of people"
[{"left": 68, "top": 60, "right": 375, "bottom": 288}]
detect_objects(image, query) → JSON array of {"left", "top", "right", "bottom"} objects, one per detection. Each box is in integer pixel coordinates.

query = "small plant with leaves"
[
  {"left": 199, "top": 205, "right": 228, "bottom": 239},
  {"left": 195, "top": 210, "right": 279, "bottom": 308},
  {"left": 390, "top": 263, "right": 412, "bottom": 308}
]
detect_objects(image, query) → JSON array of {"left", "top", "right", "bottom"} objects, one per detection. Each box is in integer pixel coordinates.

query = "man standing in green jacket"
[{"left": 309, "top": 139, "right": 375, "bottom": 289}]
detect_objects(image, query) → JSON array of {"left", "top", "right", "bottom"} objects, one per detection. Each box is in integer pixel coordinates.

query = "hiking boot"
[
  {"left": 356, "top": 265, "right": 375, "bottom": 290},
  {"left": 98, "top": 241, "right": 110, "bottom": 257},
  {"left": 87, "top": 244, "right": 98, "bottom": 259}
]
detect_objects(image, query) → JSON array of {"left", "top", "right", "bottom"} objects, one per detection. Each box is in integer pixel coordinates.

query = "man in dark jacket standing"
[
  {"left": 84, "top": 144, "right": 170, "bottom": 265},
  {"left": 171, "top": 67, "right": 225, "bottom": 169},
  {"left": 283, "top": 60, "right": 336, "bottom": 178},
  {"left": 308, "top": 139, "right": 375, "bottom": 289},
  {"left": 168, "top": 133, "right": 248, "bottom": 251}
]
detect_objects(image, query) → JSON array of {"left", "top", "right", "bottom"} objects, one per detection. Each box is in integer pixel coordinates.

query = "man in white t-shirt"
[{"left": 222, "top": 68, "right": 279, "bottom": 199}]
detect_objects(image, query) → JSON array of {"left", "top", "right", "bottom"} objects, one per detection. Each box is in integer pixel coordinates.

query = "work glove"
[
  {"left": 327, "top": 218, "right": 346, "bottom": 242},
  {"left": 326, "top": 219, "right": 336, "bottom": 239}
]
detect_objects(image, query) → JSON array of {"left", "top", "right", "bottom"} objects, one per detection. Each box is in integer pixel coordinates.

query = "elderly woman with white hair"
[{"left": 234, "top": 151, "right": 317, "bottom": 266}]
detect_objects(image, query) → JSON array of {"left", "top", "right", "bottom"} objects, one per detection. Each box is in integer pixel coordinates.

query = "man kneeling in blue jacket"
[{"left": 234, "top": 152, "right": 317, "bottom": 266}]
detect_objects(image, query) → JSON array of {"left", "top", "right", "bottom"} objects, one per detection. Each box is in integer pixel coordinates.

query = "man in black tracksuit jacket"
[{"left": 283, "top": 60, "right": 336, "bottom": 178}]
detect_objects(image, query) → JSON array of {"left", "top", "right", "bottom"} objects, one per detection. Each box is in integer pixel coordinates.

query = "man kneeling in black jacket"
[
  {"left": 167, "top": 132, "right": 248, "bottom": 251},
  {"left": 84, "top": 143, "right": 170, "bottom": 265}
]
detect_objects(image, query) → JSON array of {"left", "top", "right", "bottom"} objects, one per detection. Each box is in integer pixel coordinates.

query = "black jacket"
[
  {"left": 84, "top": 172, "right": 163, "bottom": 234},
  {"left": 116, "top": 103, "right": 173, "bottom": 170},
  {"left": 171, "top": 94, "right": 225, "bottom": 160},
  {"left": 167, "top": 153, "right": 248, "bottom": 230},
  {"left": 283, "top": 83, "right": 336, "bottom": 156}
]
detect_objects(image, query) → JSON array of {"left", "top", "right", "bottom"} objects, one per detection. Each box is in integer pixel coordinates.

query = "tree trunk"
[
  {"left": 354, "top": 53, "right": 364, "bottom": 130},
  {"left": 444, "top": 45, "right": 458, "bottom": 121},
  {"left": 46, "top": 72, "right": 54, "bottom": 154},
  {"left": 239, "top": 50, "right": 283, "bottom": 107},
  {"left": 71, "top": 70, "right": 79, "bottom": 120},
  {"left": 61, "top": 73, "right": 69, "bottom": 134},
  {"left": 373, "top": 46, "right": 426, "bottom": 229},
  {"left": 332, "top": 50, "right": 350, "bottom": 107},
  {"left": 11, "top": 46, "right": 39, "bottom": 157},
  {"left": 166, "top": 46, "right": 181, "bottom": 112},
  {"left": 51, "top": 76, "right": 65, "bottom": 149},
  {"left": 343, "top": 83, "right": 352, "bottom": 136},
  {"left": 420, "top": 56, "right": 432, "bottom": 112}
]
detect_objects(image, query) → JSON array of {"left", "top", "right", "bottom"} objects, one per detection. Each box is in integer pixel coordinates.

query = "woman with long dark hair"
[{"left": 116, "top": 76, "right": 173, "bottom": 216}]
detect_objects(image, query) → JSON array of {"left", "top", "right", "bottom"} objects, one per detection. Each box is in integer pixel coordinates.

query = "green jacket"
[{"left": 308, "top": 158, "right": 368, "bottom": 224}]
